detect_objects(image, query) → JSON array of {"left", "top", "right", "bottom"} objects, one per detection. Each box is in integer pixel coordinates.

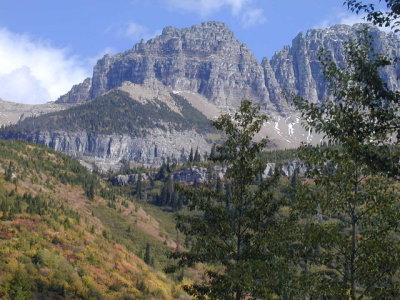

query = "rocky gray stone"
[
  {"left": 16, "top": 129, "right": 210, "bottom": 170},
  {"left": 56, "top": 21, "right": 271, "bottom": 110},
  {"left": 263, "top": 160, "right": 307, "bottom": 178}
]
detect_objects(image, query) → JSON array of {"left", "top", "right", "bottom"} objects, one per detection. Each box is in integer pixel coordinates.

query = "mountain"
[
  {"left": 266, "top": 24, "right": 400, "bottom": 106},
  {"left": 0, "top": 84, "right": 216, "bottom": 170},
  {"left": 57, "top": 22, "right": 400, "bottom": 113},
  {"left": 0, "top": 22, "right": 399, "bottom": 168},
  {"left": 0, "top": 139, "right": 187, "bottom": 299},
  {"left": 57, "top": 22, "right": 270, "bottom": 111}
]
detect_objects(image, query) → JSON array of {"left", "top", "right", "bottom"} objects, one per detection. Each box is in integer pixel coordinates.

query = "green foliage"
[
  {"left": 290, "top": 29, "right": 400, "bottom": 298},
  {"left": 292, "top": 27, "right": 400, "bottom": 177},
  {"left": 0, "top": 90, "right": 214, "bottom": 138},
  {"left": 345, "top": 0, "right": 400, "bottom": 31},
  {"left": 4, "top": 161, "right": 14, "bottom": 181},
  {"left": 172, "top": 100, "right": 293, "bottom": 299}
]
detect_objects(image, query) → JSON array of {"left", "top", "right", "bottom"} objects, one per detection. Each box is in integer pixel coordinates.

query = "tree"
[
  {"left": 194, "top": 147, "right": 201, "bottom": 162},
  {"left": 292, "top": 27, "right": 400, "bottom": 178},
  {"left": 172, "top": 100, "right": 293, "bottom": 299},
  {"left": 144, "top": 243, "right": 152, "bottom": 265},
  {"left": 189, "top": 147, "right": 194, "bottom": 163},
  {"left": 291, "top": 29, "right": 400, "bottom": 298},
  {"left": 136, "top": 173, "right": 143, "bottom": 200},
  {"left": 345, "top": 0, "right": 400, "bottom": 31},
  {"left": 4, "top": 161, "right": 14, "bottom": 181}
]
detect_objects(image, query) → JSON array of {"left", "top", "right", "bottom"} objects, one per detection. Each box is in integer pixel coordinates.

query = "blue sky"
[{"left": 0, "top": 0, "right": 373, "bottom": 104}]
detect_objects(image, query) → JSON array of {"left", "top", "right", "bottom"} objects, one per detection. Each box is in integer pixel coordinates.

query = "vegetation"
[
  {"left": 0, "top": 90, "right": 215, "bottom": 138},
  {"left": 0, "top": 140, "right": 187, "bottom": 299},
  {"left": 345, "top": 0, "right": 400, "bottom": 31},
  {"left": 289, "top": 28, "right": 400, "bottom": 298},
  {"left": 171, "top": 101, "right": 293, "bottom": 299}
]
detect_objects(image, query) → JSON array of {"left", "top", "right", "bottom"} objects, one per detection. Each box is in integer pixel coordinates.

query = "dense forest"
[{"left": 0, "top": 90, "right": 215, "bottom": 138}]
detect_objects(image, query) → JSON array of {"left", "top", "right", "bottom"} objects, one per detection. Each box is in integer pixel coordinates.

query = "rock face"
[
  {"left": 56, "top": 78, "right": 92, "bottom": 104},
  {"left": 57, "top": 22, "right": 269, "bottom": 110},
  {"left": 263, "top": 160, "right": 307, "bottom": 177},
  {"left": 267, "top": 24, "right": 400, "bottom": 105},
  {"left": 57, "top": 23, "right": 400, "bottom": 115},
  {"left": 7, "top": 129, "right": 210, "bottom": 170}
]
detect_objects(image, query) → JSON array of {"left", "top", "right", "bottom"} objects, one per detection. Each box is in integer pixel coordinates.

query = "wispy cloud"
[
  {"left": 166, "top": 0, "right": 251, "bottom": 16},
  {"left": 315, "top": 11, "right": 369, "bottom": 29},
  {"left": 0, "top": 28, "right": 89, "bottom": 104},
  {"left": 87, "top": 47, "right": 117, "bottom": 66},
  {"left": 107, "top": 21, "right": 160, "bottom": 42},
  {"left": 166, "top": 0, "right": 266, "bottom": 28},
  {"left": 241, "top": 8, "right": 266, "bottom": 28}
]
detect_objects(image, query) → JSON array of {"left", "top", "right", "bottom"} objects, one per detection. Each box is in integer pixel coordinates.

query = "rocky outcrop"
[
  {"left": 267, "top": 24, "right": 400, "bottom": 105},
  {"left": 9, "top": 129, "right": 210, "bottom": 170},
  {"left": 0, "top": 99, "right": 68, "bottom": 126},
  {"left": 109, "top": 173, "right": 150, "bottom": 186},
  {"left": 263, "top": 160, "right": 307, "bottom": 177},
  {"left": 57, "top": 78, "right": 92, "bottom": 104}
]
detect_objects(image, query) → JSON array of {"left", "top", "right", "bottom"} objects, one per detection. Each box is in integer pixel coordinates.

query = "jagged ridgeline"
[{"left": 0, "top": 139, "right": 187, "bottom": 299}]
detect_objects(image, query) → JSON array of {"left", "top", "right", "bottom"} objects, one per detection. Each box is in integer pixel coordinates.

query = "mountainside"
[
  {"left": 0, "top": 140, "right": 188, "bottom": 299},
  {"left": 57, "top": 22, "right": 400, "bottom": 114},
  {"left": 266, "top": 24, "right": 400, "bottom": 106},
  {"left": 0, "top": 22, "right": 398, "bottom": 168},
  {"left": 0, "top": 85, "right": 216, "bottom": 169}
]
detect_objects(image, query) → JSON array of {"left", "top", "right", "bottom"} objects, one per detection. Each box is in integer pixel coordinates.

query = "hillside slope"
[{"left": 0, "top": 140, "right": 187, "bottom": 299}]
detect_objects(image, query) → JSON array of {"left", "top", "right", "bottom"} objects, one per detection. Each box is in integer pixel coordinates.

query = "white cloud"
[
  {"left": 166, "top": 0, "right": 251, "bottom": 16},
  {"left": 87, "top": 47, "right": 117, "bottom": 66},
  {"left": 315, "top": 11, "right": 369, "bottom": 29},
  {"left": 107, "top": 21, "right": 161, "bottom": 42},
  {"left": 0, "top": 28, "right": 89, "bottom": 104},
  {"left": 241, "top": 8, "right": 267, "bottom": 28},
  {"left": 166, "top": 0, "right": 266, "bottom": 28}
]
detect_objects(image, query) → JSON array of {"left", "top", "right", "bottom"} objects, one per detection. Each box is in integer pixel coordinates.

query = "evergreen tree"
[
  {"left": 4, "top": 161, "right": 14, "bottom": 181},
  {"left": 194, "top": 147, "right": 201, "bottom": 162},
  {"left": 291, "top": 30, "right": 400, "bottom": 298},
  {"left": 189, "top": 147, "right": 194, "bottom": 163},
  {"left": 86, "top": 181, "right": 95, "bottom": 200},
  {"left": 136, "top": 173, "right": 143, "bottom": 200},
  {"left": 172, "top": 100, "right": 293, "bottom": 299},
  {"left": 144, "top": 243, "right": 152, "bottom": 265}
]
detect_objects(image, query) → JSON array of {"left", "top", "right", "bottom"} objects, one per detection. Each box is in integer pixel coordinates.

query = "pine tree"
[
  {"left": 136, "top": 173, "right": 143, "bottom": 200},
  {"left": 194, "top": 147, "right": 201, "bottom": 162},
  {"left": 4, "top": 161, "right": 14, "bottom": 181},
  {"left": 189, "top": 147, "right": 194, "bottom": 163},
  {"left": 144, "top": 243, "right": 152, "bottom": 265},
  {"left": 172, "top": 100, "right": 293, "bottom": 299}
]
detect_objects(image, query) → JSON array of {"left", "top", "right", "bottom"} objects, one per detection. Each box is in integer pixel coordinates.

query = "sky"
[{"left": 0, "top": 0, "right": 378, "bottom": 104}]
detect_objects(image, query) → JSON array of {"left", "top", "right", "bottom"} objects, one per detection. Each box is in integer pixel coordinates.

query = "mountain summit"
[
  {"left": 1, "top": 22, "right": 399, "bottom": 168},
  {"left": 57, "top": 22, "right": 400, "bottom": 115},
  {"left": 57, "top": 21, "right": 269, "bottom": 110}
]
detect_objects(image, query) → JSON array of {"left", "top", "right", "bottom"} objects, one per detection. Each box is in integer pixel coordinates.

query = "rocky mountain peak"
[
  {"left": 56, "top": 21, "right": 269, "bottom": 110},
  {"left": 56, "top": 23, "right": 400, "bottom": 115}
]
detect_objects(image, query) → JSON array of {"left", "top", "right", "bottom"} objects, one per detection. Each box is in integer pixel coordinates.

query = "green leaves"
[
  {"left": 172, "top": 100, "right": 293, "bottom": 299},
  {"left": 291, "top": 27, "right": 400, "bottom": 298}
]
